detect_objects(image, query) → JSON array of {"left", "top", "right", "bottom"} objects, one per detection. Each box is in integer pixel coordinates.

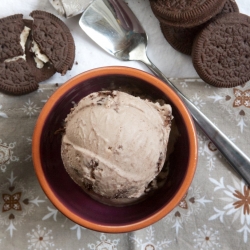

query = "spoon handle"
[{"left": 142, "top": 56, "right": 250, "bottom": 185}]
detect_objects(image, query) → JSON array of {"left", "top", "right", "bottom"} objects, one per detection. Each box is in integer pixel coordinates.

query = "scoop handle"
[{"left": 142, "top": 55, "right": 250, "bottom": 186}]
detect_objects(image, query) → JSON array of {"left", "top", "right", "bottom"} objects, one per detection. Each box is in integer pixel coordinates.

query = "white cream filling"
[
  {"left": 4, "top": 26, "right": 31, "bottom": 62},
  {"left": 31, "top": 40, "right": 50, "bottom": 69},
  {"left": 4, "top": 25, "right": 50, "bottom": 69},
  {"left": 33, "top": 56, "right": 44, "bottom": 69}
]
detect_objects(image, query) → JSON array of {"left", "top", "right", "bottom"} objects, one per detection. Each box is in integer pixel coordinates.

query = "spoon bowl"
[{"left": 79, "top": 0, "right": 147, "bottom": 61}]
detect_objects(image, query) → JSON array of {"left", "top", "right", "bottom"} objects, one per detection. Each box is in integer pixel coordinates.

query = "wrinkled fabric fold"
[{"left": 49, "top": 0, "right": 92, "bottom": 18}]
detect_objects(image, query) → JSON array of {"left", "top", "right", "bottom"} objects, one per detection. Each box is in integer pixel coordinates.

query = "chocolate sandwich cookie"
[
  {"left": 0, "top": 14, "right": 38, "bottom": 95},
  {"left": 0, "top": 14, "right": 24, "bottom": 62},
  {"left": 0, "top": 59, "right": 39, "bottom": 95},
  {"left": 150, "top": 0, "right": 227, "bottom": 28},
  {"left": 192, "top": 12, "right": 250, "bottom": 88},
  {"left": 160, "top": 24, "right": 201, "bottom": 55},
  {"left": 222, "top": 0, "right": 239, "bottom": 13},
  {"left": 159, "top": 0, "right": 239, "bottom": 55},
  {"left": 30, "top": 10, "right": 75, "bottom": 75},
  {"left": 24, "top": 19, "right": 56, "bottom": 83},
  {"left": 0, "top": 11, "right": 75, "bottom": 95}
]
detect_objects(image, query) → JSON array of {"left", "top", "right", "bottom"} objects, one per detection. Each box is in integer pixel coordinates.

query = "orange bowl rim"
[{"left": 32, "top": 66, "right": 198, "bottom": 233}]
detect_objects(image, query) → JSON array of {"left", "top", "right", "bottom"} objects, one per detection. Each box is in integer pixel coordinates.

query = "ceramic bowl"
[{"left": 32, "top": 66, "right": 197, "bottom": 233}]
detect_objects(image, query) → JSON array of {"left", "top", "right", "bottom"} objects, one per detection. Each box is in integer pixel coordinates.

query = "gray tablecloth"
[{"left": 1, "top": 78, "right": 250, "bottom": 249}]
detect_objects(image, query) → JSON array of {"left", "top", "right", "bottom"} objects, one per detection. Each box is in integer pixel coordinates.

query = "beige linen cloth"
[{"left": 0, "top": 79, "right": 250, "bottom": 249}]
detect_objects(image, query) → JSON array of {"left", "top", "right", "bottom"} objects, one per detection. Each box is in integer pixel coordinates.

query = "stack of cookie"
[
  {"left": 0, "top": 11, "right": 75, "bottom": 95},
  {"left": 150, "top": 0, "right": 250, "bottom": 88}
]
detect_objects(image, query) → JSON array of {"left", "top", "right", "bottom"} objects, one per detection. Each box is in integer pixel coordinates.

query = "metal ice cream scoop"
[{"left": 79, "top": 0, "right": 250, "bottom": 185}]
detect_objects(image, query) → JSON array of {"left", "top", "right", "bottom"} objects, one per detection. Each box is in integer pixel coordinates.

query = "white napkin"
[{"left": 49, "top": 0, "right": 92, "bottom": 18}]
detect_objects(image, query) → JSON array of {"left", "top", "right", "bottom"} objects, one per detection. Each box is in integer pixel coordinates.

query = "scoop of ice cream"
[{"left": 61, "top": 90, "right": 172, "bottom": 202}]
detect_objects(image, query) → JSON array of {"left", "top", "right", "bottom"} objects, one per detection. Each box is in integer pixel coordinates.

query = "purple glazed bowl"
[{"left": 32, "top": 66, "right": 197, "bottom": 233}]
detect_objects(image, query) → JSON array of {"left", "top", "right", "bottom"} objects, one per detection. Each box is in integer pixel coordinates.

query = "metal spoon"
[{"left": 79, "top": 0, "right": 250, "bottom": 185}]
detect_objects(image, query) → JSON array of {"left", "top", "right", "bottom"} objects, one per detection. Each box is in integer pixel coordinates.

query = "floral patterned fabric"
[{"left": 0, "top": 79, "right": 250, "bottom": 250}]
